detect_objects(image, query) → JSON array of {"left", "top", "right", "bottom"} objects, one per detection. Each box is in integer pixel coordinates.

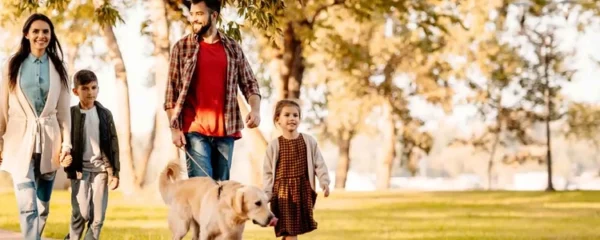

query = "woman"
[{"left": 0, "top": 13, "right": 72, "bottom": 240}]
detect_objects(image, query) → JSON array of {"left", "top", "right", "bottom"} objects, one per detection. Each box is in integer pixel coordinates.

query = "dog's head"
[{"left": 229, "top": 185, "right": 277, "bottom": 227}]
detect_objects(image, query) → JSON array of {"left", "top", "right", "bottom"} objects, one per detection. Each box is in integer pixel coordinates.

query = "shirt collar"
[
  {"left": 195, "top": 30, "right": 228, "bottom": 44},
  {"left": 28, "top": 52, "right": 48, "bottom": 64}
]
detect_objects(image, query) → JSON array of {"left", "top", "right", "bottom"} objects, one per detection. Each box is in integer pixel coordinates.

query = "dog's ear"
[{"left": 231, "top": 188, "right": 245, "bottom": 214}]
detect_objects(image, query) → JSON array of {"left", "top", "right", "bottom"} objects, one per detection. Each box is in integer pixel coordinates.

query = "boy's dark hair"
[
  {"left": 73, "top": 69, "right": 98, "bottom": 87},
  {"left": 191, "top": 0, "right": 221, "bottom": 14}
]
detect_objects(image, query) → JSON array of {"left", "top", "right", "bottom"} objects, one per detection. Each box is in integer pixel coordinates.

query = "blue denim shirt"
[{"left": 20, "top": 53, "right": 50, "bottom": 117}]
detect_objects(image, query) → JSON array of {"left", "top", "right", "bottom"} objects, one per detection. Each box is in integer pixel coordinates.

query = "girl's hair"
[
  {"left": 8, "top": 13, "right": 68, "bottom": 90},
  {"left": 273, "top": 99, "right": 302, "bottom": 123}
]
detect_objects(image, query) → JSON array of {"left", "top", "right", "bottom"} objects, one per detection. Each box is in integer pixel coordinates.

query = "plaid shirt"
[{"left": 164, "top": 31, "right": 261, "bottom": 135}]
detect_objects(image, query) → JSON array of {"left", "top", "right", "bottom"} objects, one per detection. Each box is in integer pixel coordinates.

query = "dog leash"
[{"left": 177, "top": 146, "right": 224, "bottom": 197}]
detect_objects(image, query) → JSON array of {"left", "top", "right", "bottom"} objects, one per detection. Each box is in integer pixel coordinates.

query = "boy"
[{"left": 64, "top": 69, "right": 120, "bottom": 240}]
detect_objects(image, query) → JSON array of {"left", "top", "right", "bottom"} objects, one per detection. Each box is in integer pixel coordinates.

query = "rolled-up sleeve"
[
  {"left": 235, "top": 44, "right": 261, "bottom": 101},
  {"left": 164, "top": 43, "right": 181, "bottom": 111}
]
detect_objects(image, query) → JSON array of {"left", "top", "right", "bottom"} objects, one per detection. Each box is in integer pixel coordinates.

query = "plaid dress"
[{"left": 271, "top": 135, "right": 318, "bottom": 237}]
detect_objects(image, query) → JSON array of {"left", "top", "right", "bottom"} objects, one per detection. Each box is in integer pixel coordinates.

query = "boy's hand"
[
  {"left": 322, "top": 185, "right": 330, "bottom": 198},
  {"left": 109, "top": 177, "right": 119, "bottom": 190},
  {"left": 60, "top": 152, "right": 72, "bottom": 167}
]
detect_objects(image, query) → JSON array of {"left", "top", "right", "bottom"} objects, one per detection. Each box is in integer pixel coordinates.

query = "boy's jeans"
[
  {"left": 184, "top": 132, "right": 235, "bottom": 180},
  {"left": 12, "top": 153, "right": 56, "bottom": 240},
  {"left": 67, "top": 171, "right": 108, "bottom": 240}
]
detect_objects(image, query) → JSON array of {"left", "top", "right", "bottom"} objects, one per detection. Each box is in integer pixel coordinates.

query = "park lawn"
[{"left": 1, "top": 190, "right": 600, "bottom": 239}]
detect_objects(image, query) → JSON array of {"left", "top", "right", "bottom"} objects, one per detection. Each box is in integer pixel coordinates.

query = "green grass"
[{"left": 1, "top": 190, "right": 600, "bottom": 239}]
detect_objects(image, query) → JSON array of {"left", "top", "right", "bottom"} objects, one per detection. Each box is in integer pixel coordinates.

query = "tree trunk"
[
  {"left": 334, "top": 129, "right": 353, "bottom": 189},
  {"left": 102, "top": 25, "right": 137, "bottom": 194},
  {"left": 407, "top": 147, "right": 420, "bottom": 177},
  {"left": 273, "top": 22, "right": 305, "bottom": 101},
  {"left": 543, "top": 41, "right": 555, "bottom": 192},
  {"left": 488, "top": 101, "right": 502, "bottom": 191},
  {"left": 66, "top": 46, "right": 77, "bottom": 77},
  {"left": 147, "top": 0, "right": 180, "bottom": 185},
  {"left": 545, "top": 95, "right": 554, "bottom": 192},
  {"left": 488, "top": 131, "right": 500, "bottom": 190},
  {"left": 376, "top": 102, "right": 396, "bottom": 190},
  {"left": 237, "top": 93, "right": 267, "bottom": 186},
  {"left": 135, "top": 112, "right": 157, "bottom": 187},
  {"left": 281, "top": 22, "right": 304, "bottom": 100},
  {"left": 269, "top": 22, "right": 305, "bottom": 139}
]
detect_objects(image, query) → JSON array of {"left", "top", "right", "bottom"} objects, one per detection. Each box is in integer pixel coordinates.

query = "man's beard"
[{"left": 195, "top": 17, "right": 212, "bottom": 37}]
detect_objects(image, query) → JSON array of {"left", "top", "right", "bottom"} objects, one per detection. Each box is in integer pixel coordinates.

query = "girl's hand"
[{"left": 322, "top": 185, "right": 330, "bottom": 197}]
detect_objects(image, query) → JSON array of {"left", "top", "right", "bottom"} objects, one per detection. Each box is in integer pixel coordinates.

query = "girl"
[
  {"left": 0, "top": 13, "right": 72, "bottom": 240},
  {"left": 263, "top": 99, "right": 331, "bottom": 239}
]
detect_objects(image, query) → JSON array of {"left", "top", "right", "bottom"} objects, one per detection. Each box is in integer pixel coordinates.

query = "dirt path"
[{"left": 0, "top": 229, "right": 58, "bottom": 240}]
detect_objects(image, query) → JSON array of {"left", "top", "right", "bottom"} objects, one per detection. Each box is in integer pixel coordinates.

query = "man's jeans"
[
  {"left": 184, "top": 132, "right": 234, "bottom": 180},
  {"left": 12, "top": 154, "right": 56, "bottom": 240},
  {"left": 66, "top": 171, "right": 109, "bottom": 240}
]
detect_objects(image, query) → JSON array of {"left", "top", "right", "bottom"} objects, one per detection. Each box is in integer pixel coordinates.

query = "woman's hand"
[{"left": 60, "top": 151, "right": 72, "bottom": 167}]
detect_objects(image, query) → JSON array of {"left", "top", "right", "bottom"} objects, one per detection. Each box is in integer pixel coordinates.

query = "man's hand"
[
  {"left": 245, "top": 110, "right": 261, "bottom": 128},
  {"left": 171, "top": 128, "right": 186, "bottom": 148},
  {"left": 322, "top": 185, "right": 330, "bottom": 198},
  {"left": 109, "top": 176, "right": 119, "bottom": 190},
  {"left": 60, "top": 152, "right": 72, "bottom": 167}
]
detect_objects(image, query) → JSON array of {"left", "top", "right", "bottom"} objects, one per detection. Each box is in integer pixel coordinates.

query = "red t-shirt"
[{"left": 182, "top": 40, "right": 241, "bottom": 138}]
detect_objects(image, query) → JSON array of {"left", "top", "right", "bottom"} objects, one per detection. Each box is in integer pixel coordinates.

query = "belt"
[{"left": 33, "top": 116, "right": 55, "bottom": 154}]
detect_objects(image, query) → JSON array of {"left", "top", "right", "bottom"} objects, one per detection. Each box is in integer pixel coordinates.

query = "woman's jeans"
[{"left": 12, "top": 153, "right": 56, "bottom": 240}]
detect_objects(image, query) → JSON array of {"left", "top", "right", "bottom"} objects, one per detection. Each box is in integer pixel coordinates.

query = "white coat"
[{"left": 0, "top": 59, "right": 71, "bottom": 179}]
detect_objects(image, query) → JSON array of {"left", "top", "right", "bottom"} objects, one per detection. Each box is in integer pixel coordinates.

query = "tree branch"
[{"left": 308, "top": 0, "right": 345, "bottom": 28}]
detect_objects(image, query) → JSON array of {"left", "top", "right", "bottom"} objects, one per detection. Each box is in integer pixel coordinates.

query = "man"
[{"left": 164, "top": 0, "right": 261, "bottom": 181}]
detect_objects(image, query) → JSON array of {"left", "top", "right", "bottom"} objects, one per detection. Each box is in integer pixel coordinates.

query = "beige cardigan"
[
  {"left": 0, "top": 60, "right": 72, "bottom": 179},
  {"left": 263, "top": 133, "right": 330, "bottom": 200}
]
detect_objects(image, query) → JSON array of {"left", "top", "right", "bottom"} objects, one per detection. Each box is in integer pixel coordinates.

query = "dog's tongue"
[{"left": 268, "top": 217, "right": 278, "bottom": 227}]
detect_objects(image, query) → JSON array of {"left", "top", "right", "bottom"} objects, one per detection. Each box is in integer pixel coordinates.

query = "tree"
[
  {"left": 454, "top": 0, "right": 532, "bottom": 190},
  {"left": 453, "top": 0, "right": 599, "bottom": 191},
  {"left": 565, "top": 103, "right": 600, "bottom": 147},
  {"left": 516, "top": 1, "right": 586, "bottom": 192},
  {"left": 95, "top": 0, "right": 139, "bottom": 193},
  {"left": 137, "top": 0, "right": 177, "bottom": 188},
  {"left": 306, "top": 66, "right": 379, "bottom": 189},
  {"left": 305, "top": 3, "right": 463, "bottom": 189}
]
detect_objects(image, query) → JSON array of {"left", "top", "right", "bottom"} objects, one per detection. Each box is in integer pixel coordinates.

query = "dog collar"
[{"left": 217, "top": 183, "right": 223, "bottom": 199}]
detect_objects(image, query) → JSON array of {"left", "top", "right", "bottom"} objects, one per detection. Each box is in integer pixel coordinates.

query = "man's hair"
[
  {"left": 191, "top": 0, "right": 221, "bottom": 14},
  {"left": 73, "top": 69, "right": 98, "bottom": 87}
]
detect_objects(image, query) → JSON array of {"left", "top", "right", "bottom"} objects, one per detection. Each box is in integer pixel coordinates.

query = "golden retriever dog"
[{"left": 159, "top": 161, "right": 277, "bottom": 240}]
